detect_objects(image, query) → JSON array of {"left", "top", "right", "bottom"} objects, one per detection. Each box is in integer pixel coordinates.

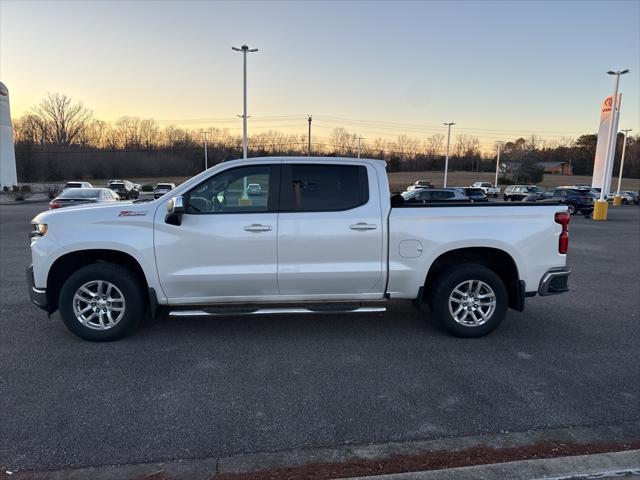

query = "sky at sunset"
[{"left": 1, "top": 0, "right": 639, "bottom": 149}]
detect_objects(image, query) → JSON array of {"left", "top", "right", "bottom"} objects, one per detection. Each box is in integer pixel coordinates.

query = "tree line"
[{"left": 12, "top": 93, "right": 640, "bottom": 183}]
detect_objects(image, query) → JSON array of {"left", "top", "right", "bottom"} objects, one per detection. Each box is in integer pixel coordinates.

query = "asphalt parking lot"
[{"left": 1, "top": 202, "right": 639, "bottom": 473}]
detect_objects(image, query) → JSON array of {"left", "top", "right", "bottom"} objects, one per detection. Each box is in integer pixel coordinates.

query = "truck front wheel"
[
  {"left": 58, "top": 263, "right": 145, "bottom": 341},
  {"left": 427, "top": 264, "right": 508, "bottom": 337}
]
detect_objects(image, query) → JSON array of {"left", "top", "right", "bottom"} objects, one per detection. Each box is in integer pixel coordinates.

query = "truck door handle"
[
  {"left": 244, "top": 224, "right": 272, "bottom": 232},
  {"left": 350, "top": 222, "right": 377, "bottom": 231}
]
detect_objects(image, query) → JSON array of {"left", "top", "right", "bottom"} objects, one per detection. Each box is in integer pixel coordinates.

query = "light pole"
[
  {"left": 594, "top": 69, "right": 628, "bottom": 221},
  {"left": 232, "top": 44, "right": 258, "bottom": 161},
  {"left": 308, "top": 115, "right": 312, "bottom": 156},
  {"left": 199, "top": 130, "right": 210, "bottom": 170},
  {"left": 443, "top": 122, "right": 455, "bottom": 187},
  {"left": 614, "top": 128, "right": 632, "bottom": 203},
  {"left": 494, "top": 142, "right": 502, "bottom": 188}
]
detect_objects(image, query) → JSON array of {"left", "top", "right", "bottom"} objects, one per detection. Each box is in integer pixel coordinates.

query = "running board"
[{"left": 169, "top": 306, "right": 386, "bottom": 317}]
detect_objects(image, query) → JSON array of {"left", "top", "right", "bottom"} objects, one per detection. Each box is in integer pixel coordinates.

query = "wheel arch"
[
  {"left": 46, "top": 249, "right": 149, "bottom": 312},
  {"left": 423, "top": 247, "right": 522, "bottom": 310}
]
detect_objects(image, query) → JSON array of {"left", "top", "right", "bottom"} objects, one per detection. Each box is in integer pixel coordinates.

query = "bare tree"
[
  {"left": 31, "top": 93, "right": 93, "bottom": 145},
  {"left": 140, "top": 119, "right": 161, "bottom": 149},
  {"left": 330, "top": 127, "right": 358, "bottom": 155},
  {"left": 13, "top": 114, "right": 50, "bottom": 145},
  {"left": 77, "top": 119, "right": 108, "bottom": 147},
  {"left": 425, "top": 134, "right": 445, "bottom": 158},
  {"left": 454, "top": 134, "right": 481, "bottom": 158}
]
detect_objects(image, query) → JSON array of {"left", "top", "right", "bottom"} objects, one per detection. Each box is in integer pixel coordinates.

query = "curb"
[
  {"left": 3, "top": 422, "right": 639, "bottom": 480},
  {"left": 343, "top": 450, "right": 640, "bottom": 480}
]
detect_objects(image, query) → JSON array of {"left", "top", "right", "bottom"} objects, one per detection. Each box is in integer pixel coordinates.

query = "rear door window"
[{"left": 280, "top": 164, "right": 368, "bottom": 212}]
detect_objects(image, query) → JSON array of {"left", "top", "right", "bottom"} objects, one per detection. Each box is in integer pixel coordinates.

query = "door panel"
[
  {"left": 276, "top": 163, "right": 384, "bottom": 296},
  {"left": 154, "top": 164, "right": 279, "bottom": 301}
]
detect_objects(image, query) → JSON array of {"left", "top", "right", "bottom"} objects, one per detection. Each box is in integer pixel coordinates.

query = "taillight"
[
  {"left": 49, "top": 202, "right": 61, "bottom": 209},
  {"left": 555, "top": 212, "right": 570, "bottom": 254}
]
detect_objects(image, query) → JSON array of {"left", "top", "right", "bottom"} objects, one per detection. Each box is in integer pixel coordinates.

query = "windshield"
[
  {"left": 58, "top": 188, "right": 100, "bottom": 199},
  {"left": 109, "top": 183, "right": 125, "bottom": 188},
  {"left": 401, "top": 189, "right": 420, "bottom": 200}
]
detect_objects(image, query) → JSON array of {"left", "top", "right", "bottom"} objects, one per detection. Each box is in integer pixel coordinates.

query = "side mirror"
[{"left": 165, "top": 196, "right": 185, "bottom": 226}]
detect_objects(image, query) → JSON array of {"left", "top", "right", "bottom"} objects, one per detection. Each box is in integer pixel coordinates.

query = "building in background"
[
  {"left": 0, "top": 81, "right": 18, "bottom": 188},
  {"left": 538, "top": 161, "right": 573, "bottom": 175}
]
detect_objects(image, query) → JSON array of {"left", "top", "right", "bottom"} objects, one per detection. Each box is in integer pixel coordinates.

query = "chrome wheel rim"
[
  {"left": 567, "top": 204, "right": 575, "bottom": 214},
  {"left": 72, "top": 280, "right": 126, "bottom": 330},
  {"left": 448, "top": 280, "right": 496, "bottom": 327}
]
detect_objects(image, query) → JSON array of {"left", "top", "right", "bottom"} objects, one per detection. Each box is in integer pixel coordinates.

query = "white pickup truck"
[
  {"left": 27, "top": 157, "right": 571, "bottom": 341},
  {"left": 471, "top": 182, "right": 501, "bottom": 197}
]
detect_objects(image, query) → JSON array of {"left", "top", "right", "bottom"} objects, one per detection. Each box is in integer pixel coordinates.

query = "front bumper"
[
  {"left": 26, "top": 265, "right": 49, "bottom": 312},
  {"left": 538, "top": 267, "right": 571, "bottom": 296}
]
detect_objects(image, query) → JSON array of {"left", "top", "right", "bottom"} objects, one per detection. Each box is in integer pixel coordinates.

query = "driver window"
[{"left": 186, "top": 165, "right": 271, "bottom": 214}]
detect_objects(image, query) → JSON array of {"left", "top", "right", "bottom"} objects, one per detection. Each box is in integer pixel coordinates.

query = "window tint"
[
  {"left": 282, "top": 164, "right": 368, "bottom": 212},
  {"left": 431, "top": 190, "right": 455, "bottom": 200},
  {"left": 417, "top": 190, "right": 430, "bottom": 201},
  {"left": 186, "top": 165, "right": 273, "bottom": 214}
]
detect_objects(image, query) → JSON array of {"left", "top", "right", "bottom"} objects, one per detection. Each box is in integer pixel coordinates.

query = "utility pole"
[
  {"left": 494, "top": 141, "right": 502, "bottom": 187},
  {"left": 614, "top": 128, "right": 632, "bottom": 202},
  {"left": 443, "top": 122, "right": 455, "bottom": 187},
  {"left": 307, "top": 115, "right": 312, "bottom": 156},
  {"left": 594, "top": 69, "right": 629, "bottom": 220},
  {"left": 357, "top": 136, "right": 364, "bottom": 159},
  {"left": 199, "top": 130, "right": 210, "bottom": 170}
]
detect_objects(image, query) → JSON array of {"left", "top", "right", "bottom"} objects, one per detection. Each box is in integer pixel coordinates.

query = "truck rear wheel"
[
  {"left": 58, "top": 263, "right": 145, "bottom": 341},
  {"left": 427, "top": 264, "right": 508, "bottom": 337}
]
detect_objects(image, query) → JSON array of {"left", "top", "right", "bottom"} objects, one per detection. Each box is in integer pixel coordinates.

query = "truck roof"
[{"left": 222, "top": 156, "right": 388, "bottom": 166}]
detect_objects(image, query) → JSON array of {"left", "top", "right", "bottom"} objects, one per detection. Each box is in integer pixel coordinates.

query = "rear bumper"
[
  {"left": 538, "top": 267, "right": 571, "bottom": 296},
  {"left": 26, "top": 265, "right": 49, "bottom": 312}
]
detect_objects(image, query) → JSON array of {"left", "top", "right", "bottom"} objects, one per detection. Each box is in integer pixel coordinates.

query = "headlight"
[{"left": 30, "top": 223, "right": 48, "bottom": 238}]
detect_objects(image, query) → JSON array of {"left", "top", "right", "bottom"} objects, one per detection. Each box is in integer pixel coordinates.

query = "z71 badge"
[{"left": 118, "top": 211, "right": 148, "bottom": 217}]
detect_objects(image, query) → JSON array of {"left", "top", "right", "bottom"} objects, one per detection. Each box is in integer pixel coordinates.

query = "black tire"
[
  {"left": 566, "top": 202, "right": 577, "bottom": 215},
  {"left": 58, "top": 263, "right": 145, "bottom": 341},
  {"left": 427, "top": 264, "right": 508, "bottom": 338},
  {"left": 503, "top": 195, "right": 508, "bottom": 201},
  {"left": 622, "top": 198, "right": 628, "bottom": 205}
]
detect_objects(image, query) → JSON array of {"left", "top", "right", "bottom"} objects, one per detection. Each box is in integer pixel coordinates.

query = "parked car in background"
[
  {"left": 589, "top": 187, "right": 606, "bottom": 200},
  {"left": 247, "top": 183, "right": 262, "bottom": 195},
  {"left": 154, "top": 183, "right": 176, "bottom": 199},
  {"left": 470, "top": 182, "right": 500, "bottom": 197},
  {"left": 503, "top": 185, "right": 546, "bottom": 201},
  {"left": 509, "top": 185, "right": 551, "bottom": 201},
  {"left": 549, "top": 187, "right": 594, "bottom": 215},
  {"left": 63, "top": 181, "right": 93, "bottom": 190},
  {"left": 107, "top": 180, "right": 139, "bottom": 200},
  {"left": 617, "top": 191, "right": 637, "bottom": 205},
  {"left": 457, "top": 187, "right": 488, "bottom": 202},
  {"left": 49, "top": 188, "right": 120, "bottom": 209},
  {"left": 405, "top": 180, "right": 433, "bottom": 192},
  {"left": 402, "top": 188, "right": 470, "bottom": 203}
]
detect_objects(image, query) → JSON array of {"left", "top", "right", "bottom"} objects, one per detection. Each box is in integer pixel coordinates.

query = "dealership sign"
[{"left": 592, "top": 94, "right": 621, "bottom": 194}]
